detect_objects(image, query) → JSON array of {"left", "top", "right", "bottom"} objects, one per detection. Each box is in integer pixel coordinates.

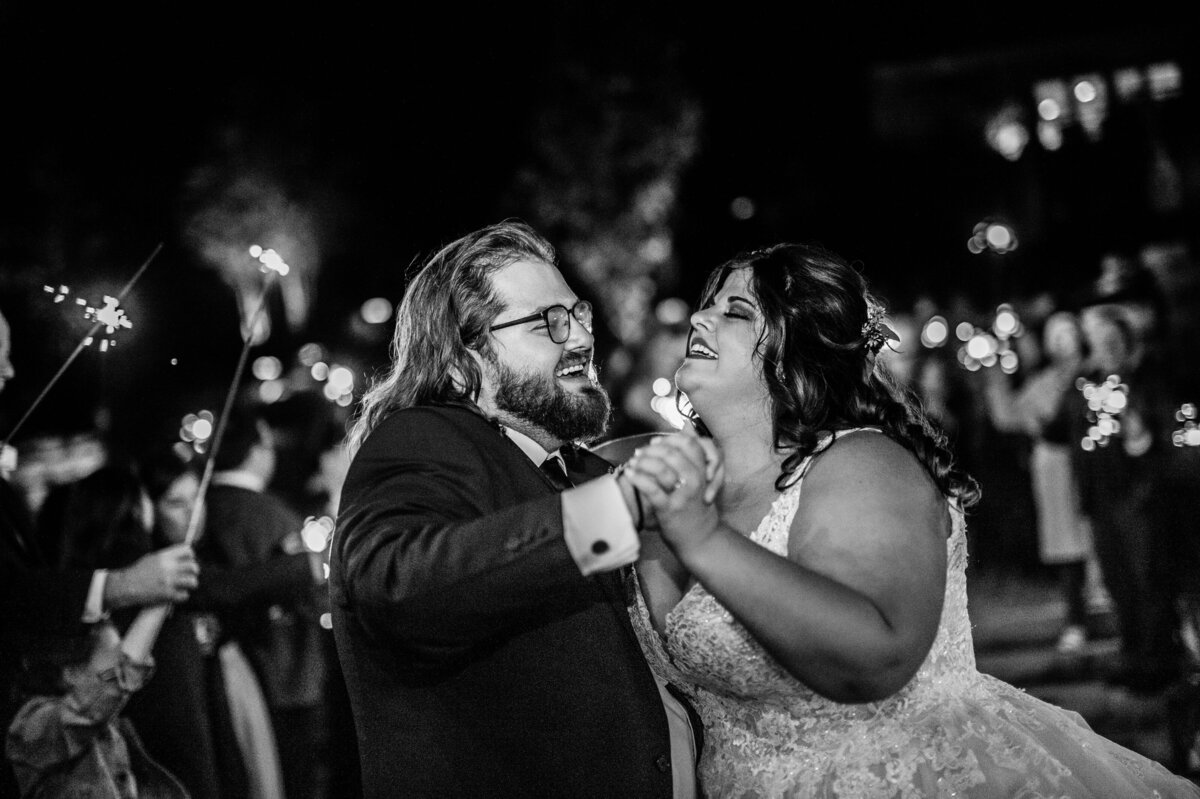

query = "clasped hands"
[{"left": 618, "top": 429, "right": 725, "bottom": 558}]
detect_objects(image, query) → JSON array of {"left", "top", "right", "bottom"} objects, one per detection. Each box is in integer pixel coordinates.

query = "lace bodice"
[{"left": 628, "top": 430, "right": 1199, "bottom": 798}]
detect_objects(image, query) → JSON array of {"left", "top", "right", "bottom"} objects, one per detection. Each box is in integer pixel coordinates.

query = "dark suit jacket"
[
  {"left": 201, "top": 484, "right": 327, "bottom": 710},
  {"left": 331, "top": 405, "right": 676, "bottom": 798}
]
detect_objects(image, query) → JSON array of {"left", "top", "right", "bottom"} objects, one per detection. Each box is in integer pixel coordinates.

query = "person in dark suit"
[
  {"left": 0, "top": 307, "right": 199, "bottom": 799},
  {"left": 331, "top": 220, "right": 698, "bottom": 798},
  {"left": 202, "top": 404, "right": 328, "bottom": 799}
]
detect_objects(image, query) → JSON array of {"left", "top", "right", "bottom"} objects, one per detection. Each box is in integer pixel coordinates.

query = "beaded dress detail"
[{"left": 628, "top": 430, "right": 1200, "bottom": 798}]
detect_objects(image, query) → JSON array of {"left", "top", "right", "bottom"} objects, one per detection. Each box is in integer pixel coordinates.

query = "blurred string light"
[
  {"left": 992, "top": 303, "right": 1023, "bottom": 339},
  {"left": 968, "top": 220, "right": 1018, "bottom": 255},
  {"left": 1072, "top": 73, "right": 1108, "bottom": 141},
  {"left": 1173, "top": 404, "right": 1200, "bottom": 448},
  {"left": 180, "top": 410, "right": 216, "bottom": 454},
  {"left": 310, "top": 362, "right": 355, "bottom": 407},
  {"left": 252, "top": 352, "right": 285, "bottom": 404},
  {"left": 920, "top": 315, "right": 949, "bottom": 348},
  {"left": 984, "top": 104, "right": 1029, "bottom": 161},
  {"left": 252, "top": 356, "right": 283, "bottom": 381},
  {"left": 259, "top": 380, "right": 285, "bottom": 404},
  {"left": 250, "top": 340, "right": 361, "bottom": 407},
  {"left": 730, "top": 196, "right": 756, "bottom": 221},
  {"left": 638, "top": 236, "right": 672, "bottom": 264},
  {"left": 956, "top": 305, "right": 1022, "bottom": 373},
  {"left": 1076, "top": 375, "right": 1128, "bottom": 451},
  {"left": 1034, "top": 79, "right": 1070, "bottom": 151},
  {"left": 655, "top": 297, "right": 689, "bottom": 326},
  {"left": 298, "top": 343, "right": 326, "bottom": 367},
  {"left": 1147, "top": 62, "right": 1183, "bottom": 101},
  {"left": 249, "top": 245, "right": 290, "bottom": 275},
  {"left": 301, "top": 515, "right": 335, "bottom": 553},
  {"left": 360, "top": 297, "right": 393, "bottom": 325},
  {"left": 649, "top": 378, "right": 687, "bottom": 430},
  {"left": 1031, "top": 61, "right": 1181, "bottom": 151}
]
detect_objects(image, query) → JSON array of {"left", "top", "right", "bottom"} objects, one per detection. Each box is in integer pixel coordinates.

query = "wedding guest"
[
  {"left": 8, "top": 464, "right": 189, "bottom": 799},
  {"left": 0, "top": 307, "right": 198, "bottom": 798},
  {"left": 984, "top": 310, "right": 1109, "bottom": 652}
]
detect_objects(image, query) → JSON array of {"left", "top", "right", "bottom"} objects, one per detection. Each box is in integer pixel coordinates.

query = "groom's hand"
[{"left": 621, "top": 434, "right": 719, "bottom": 557}]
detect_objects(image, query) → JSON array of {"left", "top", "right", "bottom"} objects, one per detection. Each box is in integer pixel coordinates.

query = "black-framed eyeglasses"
[{"left": 489, "top": 300, "right": 593, "bottom": 344}]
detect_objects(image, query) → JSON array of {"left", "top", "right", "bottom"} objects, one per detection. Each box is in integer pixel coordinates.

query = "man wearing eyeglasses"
[{"left": 330, "top": 220, "right": 698, "bottom": 798}]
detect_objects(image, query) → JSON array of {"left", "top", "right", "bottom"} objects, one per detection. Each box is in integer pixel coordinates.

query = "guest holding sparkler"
[
  {"left": 1071, "top": 298, "right": 1181, "bottom": 692},
  {"left": 6, "top": 465, "right": 190, "bottom": 799},
  {"left": 983, "top": 310, "right": 1108, "bottom": 653},
  {"left": 0, "top": 307, "right": 199, "bottom": 799},
  {"left": 200, "top": 403, "right": 328, "bottom": 799}
]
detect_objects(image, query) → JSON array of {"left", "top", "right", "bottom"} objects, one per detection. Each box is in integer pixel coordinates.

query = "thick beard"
[{"left": 487, "top": 355, "right": 611, "bottom": 444}]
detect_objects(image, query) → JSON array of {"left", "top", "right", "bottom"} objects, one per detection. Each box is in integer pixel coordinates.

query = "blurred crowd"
[{"left": 4, "top": 243, "right": 1200, "bottom": 795}]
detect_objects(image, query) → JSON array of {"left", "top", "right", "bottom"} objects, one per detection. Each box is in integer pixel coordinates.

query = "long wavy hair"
[
  {"left": 691, "top": 243, "right": 979, "bottom": 506},
  {"left": 347, "top": 220, "right": 557, "bottom": 456}
]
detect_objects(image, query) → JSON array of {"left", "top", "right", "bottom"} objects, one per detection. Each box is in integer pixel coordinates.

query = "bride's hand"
[{"left": 622, "top": 433, "right": 722, "bottom": 557}]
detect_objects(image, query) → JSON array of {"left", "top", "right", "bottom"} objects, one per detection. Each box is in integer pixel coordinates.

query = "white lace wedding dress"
[{"left": 628, "top": 431, "right": 1200, "bottom": 798}]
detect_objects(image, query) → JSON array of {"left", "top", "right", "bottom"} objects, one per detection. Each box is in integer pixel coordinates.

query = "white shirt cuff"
[
  {"left": 561, "top": 474, "right": 640, "bottom": 575},
  {"left": 82, "top": 569, "right": 109, "bottom": 622}
]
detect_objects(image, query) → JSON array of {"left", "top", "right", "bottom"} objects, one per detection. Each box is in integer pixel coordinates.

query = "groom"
[{"left": 330, "top": 220, "right": 696, "bottom": 798}]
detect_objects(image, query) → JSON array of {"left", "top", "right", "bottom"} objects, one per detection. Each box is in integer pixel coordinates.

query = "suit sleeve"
[
  {"left": 187, "top": 554, "right": 317, "bottom": 612},
  {"left": 332, "top": 410, "right": 591, "bottom": 659}
]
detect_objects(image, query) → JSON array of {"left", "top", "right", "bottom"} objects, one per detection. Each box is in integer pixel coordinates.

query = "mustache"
[{"left": 556, "top": 351, "right": 593, "bottom": 371}]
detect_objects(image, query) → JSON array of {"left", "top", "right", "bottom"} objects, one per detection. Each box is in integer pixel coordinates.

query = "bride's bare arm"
[{"left": 626, "top": 433, "right": 948, "bottom": 703}]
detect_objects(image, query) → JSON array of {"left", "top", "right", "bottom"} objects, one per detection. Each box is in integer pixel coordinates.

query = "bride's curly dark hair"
[{"left": 688, "top": 243, "right": 980, "bottom": 506}]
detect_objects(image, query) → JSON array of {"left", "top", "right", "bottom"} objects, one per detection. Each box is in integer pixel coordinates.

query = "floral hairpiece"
[{"left": 862, "top": 301, "right": 900, "bottom": 355}]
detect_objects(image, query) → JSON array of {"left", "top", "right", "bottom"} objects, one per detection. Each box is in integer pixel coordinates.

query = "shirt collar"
[
  {"left": 502, "top": 426, "right": 561, "bottom": 467},
  {"left": 211, "top": 469, "right": 266, "bottom": 493}
]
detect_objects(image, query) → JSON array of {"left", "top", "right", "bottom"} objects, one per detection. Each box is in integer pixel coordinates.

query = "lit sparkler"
[
  {"left": 2, "top": 244, "right": 163, "bottom": 450},
  {"left": 1173, "top": 403, "right": 1200, "bottom": 448},
  {"left": 183, "top": 245, "right": 289, "bottom": 546},
  {"left": 1077, "top": 374, "right": 1128, "bottom": 451}
]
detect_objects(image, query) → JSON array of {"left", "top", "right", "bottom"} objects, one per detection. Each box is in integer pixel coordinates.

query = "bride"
[{"left": 619, "top": 243, "right": 1200, "bottom": 797}]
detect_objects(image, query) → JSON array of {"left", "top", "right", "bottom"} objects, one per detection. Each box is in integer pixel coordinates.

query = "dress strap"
[{"left": 764, "top": 427, "right": 885, "bottom": 556}]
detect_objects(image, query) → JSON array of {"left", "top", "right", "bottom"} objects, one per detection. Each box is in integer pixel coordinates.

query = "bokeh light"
[
  {"left": 360, "top": 297, "right": 393, "bottom": 325},
  {"left": 921, "top": 316, "right": 949, "bottom": 348},
  {"left": 252, "top": 355, "right": 283, "bottom": 381},
  {"left": 730, "top": 196, "right": 756, "bottom": 220}
]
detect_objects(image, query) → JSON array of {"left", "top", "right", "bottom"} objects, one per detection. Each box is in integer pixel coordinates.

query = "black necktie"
[{"left": 540, "top": 456, "right": 572, "bottom": 491}]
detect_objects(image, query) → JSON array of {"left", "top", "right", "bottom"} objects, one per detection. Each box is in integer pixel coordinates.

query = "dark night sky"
[{"left": 1, "top": 4, "right": 1196, "bottom": 446}]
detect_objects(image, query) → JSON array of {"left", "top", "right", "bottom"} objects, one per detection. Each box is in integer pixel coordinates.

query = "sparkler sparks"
[
  {"left": 249, "top": 245, "right": 290, "bottom": 275},
  {"left": 2, "top": 244, "right": 163, "bottom": 451},
  {"left": 1173, "top": 403, "right": 1200, "bottom": 448},
  {"left": 43, "top": 286, "right": 136, "bottom": 351},
  {"left": 82, "top": 296, "right": 133, "bottom": 351},
  {"left": 1078, "top": 374, "right": 1128, "bottom": 451}
]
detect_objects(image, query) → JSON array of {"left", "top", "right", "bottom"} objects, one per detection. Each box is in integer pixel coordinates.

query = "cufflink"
[{"left": 591, "top": 540, "right": 610, "bottom": 555}]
